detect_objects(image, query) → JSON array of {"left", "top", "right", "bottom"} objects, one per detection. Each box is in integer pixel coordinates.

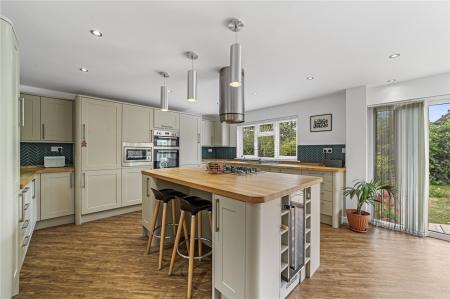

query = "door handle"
[
  {"left": 19, "top": 193, "right": 24, "bottom": 222},
  {"left": 42, "top": 124, "right": 45, "bottom": 139},
  {"left": 146, "top": 177, "right": 150, "bottom": 197},
  {"left": 20, "top": 97, "right": 25, "bottom": 127},
  {"left": 82, "top": 173, "right": 86, "bottom": 188},
  {"left": 70, "top": 173, "right": 73, "bottom": 188},
  {"left": 21, "top": 219, "right": 29, "bottom": 230},
  {"left": 215, "top": 198, "right": 220, "bottom": 232},
  {"left": 32, "top": 179, "right": 36, "bottom": 199},
  {"left": 24, "top": 203, "right": 30, "bottom": 211}
]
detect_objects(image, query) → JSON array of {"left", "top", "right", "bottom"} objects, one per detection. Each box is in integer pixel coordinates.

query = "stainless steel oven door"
[
  {"left": 153, "top": 136, "right": 179, "bottom": 148},
  {"left": 154, "top": 148, "right": 179, "bottom": 169},
  {"left": 122, "top": 143, "right": 153, "bottom": 167}
]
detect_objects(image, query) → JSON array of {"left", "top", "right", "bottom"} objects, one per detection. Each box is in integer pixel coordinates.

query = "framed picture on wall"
[{"left": 310, "top": 114, "right": 332, "bottom": 132}]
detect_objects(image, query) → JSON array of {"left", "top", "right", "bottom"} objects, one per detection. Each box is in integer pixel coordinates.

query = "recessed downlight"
[
  {"left": 306, "top": 76, "right": 314, "bottom": 80},
  {"left": 90, "top": 29, "right": 103, "bottom": 37},
  {"left": 79, "top": 67, "right": 89, "bottom": 72},
  {"left": 389, "top": 53, "right": 400, "bottom": 59},
  {"left": 387, "top": 79, "right": 396, "bottom": 83}
]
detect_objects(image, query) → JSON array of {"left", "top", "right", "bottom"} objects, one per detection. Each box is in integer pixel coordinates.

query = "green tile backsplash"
[
  {"left": 20, "top": 143, "right": 74, "bottom": 166},
  {"left": 202, "top": 147, "right": 237, "bottom": 159},
  {"left": 297, "top": 144, "right": 345, "bottom": 164}
]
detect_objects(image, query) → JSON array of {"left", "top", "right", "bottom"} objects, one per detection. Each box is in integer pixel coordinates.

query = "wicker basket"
[{"left": 206, "top": 162, "right": 224, "bottom": 174}]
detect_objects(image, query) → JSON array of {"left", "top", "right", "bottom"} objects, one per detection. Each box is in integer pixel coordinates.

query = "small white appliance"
[
  {"left": 122, "top": 142, "right": 153, "bottom": 167},
  {"left": 44, "top": 156, "right": 66, "bottom": 168}
]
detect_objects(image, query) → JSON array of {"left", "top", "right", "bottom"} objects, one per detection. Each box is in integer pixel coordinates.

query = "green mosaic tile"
[
  {"left": 202, "top": 147, "right": 236, "bottom": 160},
  {"left": 20, "top": 143, "right": 74, "bottom": 166},
  {"left": 298, "top": 144, "right": 345, "bottom": 164}
]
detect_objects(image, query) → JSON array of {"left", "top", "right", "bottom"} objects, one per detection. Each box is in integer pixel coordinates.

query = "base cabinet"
[
  {"left": 121, "top": 167, "right": 146, "bottom": 207},
  {"left": 81, "top": 169, "right": 121, "bottom": 214},
  {"left": 41, "top": 172, "right": 74, "bottom": 220}
]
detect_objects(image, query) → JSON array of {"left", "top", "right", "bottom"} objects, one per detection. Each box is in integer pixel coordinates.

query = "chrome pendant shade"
[
  {"left": 219, "top": 66, "right": 245, "bottom": 124},
  {"left": 228, "top": 18, "right": 244, "bottom": 88},
  {"left": 185, "top": 51, "right": 198, "bottom": 102},
  {"left": 159, "top": 71, "right": 170, "bottom": 111}
]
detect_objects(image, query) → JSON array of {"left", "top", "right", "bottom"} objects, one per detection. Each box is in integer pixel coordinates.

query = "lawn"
[{"left": 429, "top": 184, "right": 450, "bottom": 225}]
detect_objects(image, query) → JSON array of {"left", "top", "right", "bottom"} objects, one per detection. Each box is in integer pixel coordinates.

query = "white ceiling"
[{"left": 2, "top": 1, "right": 449, "bottom": 114}]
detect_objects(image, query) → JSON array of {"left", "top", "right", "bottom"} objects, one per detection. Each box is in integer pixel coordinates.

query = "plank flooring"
[{"left": 15, "top": 212, "right": 450, "bottom": 299}]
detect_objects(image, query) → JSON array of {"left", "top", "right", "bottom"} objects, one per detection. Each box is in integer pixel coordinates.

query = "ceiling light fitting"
[
  {"left": 389, "top": 53, "right": 400, "bottom": 59},
  {"left": 387, "top": 79, "right": 396, "bottom": 83},
  {"left": 90, "top": 29, "right": 103, "bottom": 37},
  {"left": 159, "top": 71, "right": 170, "bottom": 111},
  {"left": 185, "top": 51, "right": 199, "bottom": 102},
  {"left": 79, "top": 67, "right": 88, "bottom": 72},
  {"left": 306, "top": 76, "right": 314, "bottom": 80},
  {"left": 228, "top": 18, "right": 244, "bottom": 88}
]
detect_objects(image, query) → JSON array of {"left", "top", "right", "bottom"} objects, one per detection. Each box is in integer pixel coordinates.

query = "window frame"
[{"left": 238, "top": 118, "right": 297, "bottom": 160}]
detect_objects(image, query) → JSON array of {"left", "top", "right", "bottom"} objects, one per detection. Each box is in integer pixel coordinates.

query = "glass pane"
[
  {"left": 279, "top": 121, "right": 297, "bottom": 156},
  {"left": 259, "top": 123, "right": 273, "bottom": 133},
  {"left": 258, "top": 135, "right": 274, "bottom": 157},
  {"left": 243, "top": 126, "right": 255, "bottom": 155}
]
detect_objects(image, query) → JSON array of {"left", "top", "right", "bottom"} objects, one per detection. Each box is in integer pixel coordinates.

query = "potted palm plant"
[{"left": 343, "top": 180, "right": 394, "bottom": 233}]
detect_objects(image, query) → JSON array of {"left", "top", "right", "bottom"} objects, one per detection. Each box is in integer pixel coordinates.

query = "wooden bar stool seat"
[
  {"left": 168, "top": 196, "right": 212, "bottom": 299},
  {"left": 145, "top": 188, "right": 187, "bottom": 270}
]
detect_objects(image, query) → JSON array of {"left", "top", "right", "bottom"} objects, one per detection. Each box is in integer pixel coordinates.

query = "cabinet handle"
[
  {"left": 82, "top": 173, "right": 86, "bottom": 188},
  {"left": 32, "top": 179, "right": 36, "bottom": 199},
  {"left": 146, "top": 177, "right": 150, "bottom": 197},
  {"left": 82, "top": 124, "right": 86, "bottom": 141},
  {"left": 150, "top": 129, "right": 153, "bottom": 143},
  {"left": 22, "top": 219, "right": 29, "bottom": 230},
  {"left": 22, "top": 236, "right": 30, "bottom": 247},
  {"left": 19, "top": 193, "right": 24, "bottom": 222},
  {"left": 24, "top": 203, "right": 30, "bottom": 211},
  {"left": 215, "top": 198, "right": 220, "bottom": 232},
  {"left": 20, "top": 97, "right": 25, "bottom": 127},
  {"left": 42, "top": 124, "right": 45, "bottom": 139},
  {"left": 70, "top": 173, "right": 73, "bottom": 188},
  {"left": 197, "top": 133, "right": 200, "bottom": 144}
]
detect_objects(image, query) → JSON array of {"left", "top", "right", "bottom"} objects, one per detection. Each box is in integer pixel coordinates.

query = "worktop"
[
  {"left": 20, "top": 166, "right": 74, "bottom": 189},
  {"left": 141, "top": 167, "right": 322, "bottom": 204},
  {"left": 202, "top": 159, "right": 346, "bottom": 173}
]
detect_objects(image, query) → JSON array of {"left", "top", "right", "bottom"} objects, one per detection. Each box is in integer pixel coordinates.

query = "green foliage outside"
[
  {"left": 258, "top": 136, "right": 274, "bottom": 157},
  {"left": 279, "top": 121, "right": 296, "bottom": 157},
  {"left": 429, "top": 120, "right": 450, "bottom": 185},
  {"left": 429, "top": 185, "right": 450, "bottom": 225},
  {"left": 243, "top": 126, "right": 255, "bottom": 155}
]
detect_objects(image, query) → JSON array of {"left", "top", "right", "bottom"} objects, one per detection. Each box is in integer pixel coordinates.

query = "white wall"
[
  {"left": 20, "top": 85, "right": 75, "bottom": 100},
  {"left": 367, "top": 72, "right": 450, "bottom": 105},
  {"left": 245, "top": 91, "right": 346, "bottom": 145}
]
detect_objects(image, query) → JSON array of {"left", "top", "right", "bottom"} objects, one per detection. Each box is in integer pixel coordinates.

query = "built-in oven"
[
  {"left": 154, "top": 148, "right": 179, "bottom": 169},
  {"left": 122, "top": 143, "right": 153, "bottom": 167},
  {"left": 153, "top": 129, "right": 179, "bottom": 148}
]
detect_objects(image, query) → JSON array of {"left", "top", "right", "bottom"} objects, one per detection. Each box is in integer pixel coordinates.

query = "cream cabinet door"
[
  {"left": 81, "top": 98, "right": 121, "bottom": 170},
  {"left": 180, "top": 114, "right": 201, "bottom": 166},
  {"left": 201, "top": 120, "right": 213, "bottom": 146},
  {"left": 32, "top": 175, "right": 41, "bottom": 221},
  {"left": 154, "top": 109, "right": 179, "bottom": 130},
  {"left": 214, "top": 195, "right": 246, "bottom": 299},
  {"left": 81, "top": 169, "right": 121, "bottom": 214},
  {"left": 141, "top": 175, "right": 154, "bottom": 230},
  {"left": 122, "top": 104, "right": 153, "bottom": 143},
  {"left": 40, "top": 172, "right": 74, "bottom": 220},
  {"left": 20, "top": 94, "right": 41, "bottom": 141},
  {"left": 229, "top": 124, "right": 237, "bottom": 147},
  {"left": 41, "top": 97, "right": 73, "bottom": 142},
  {"left": 121, "top": 167, "right": 144, "bottom": 207}
]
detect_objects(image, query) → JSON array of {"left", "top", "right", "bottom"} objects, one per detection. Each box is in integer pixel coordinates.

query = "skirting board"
[
  {"left": 35, "top": 215, "right": 74, "bottom": 230},
  {"left": 79, "top": 204, "right": 142, "bottom": 224}
]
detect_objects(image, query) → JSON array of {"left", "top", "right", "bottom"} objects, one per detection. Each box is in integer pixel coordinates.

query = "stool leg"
[
  {"left": 168, "top": 211, "right": 185, "bottom": 275},
  {"left": 171, "top": 199, "right": 177, "bottom": 238},
  {"left": 146, "top": 200, "right": 160, "bottom": 254},
  {"left": 197, "top": 213, "right": 202, "bottom": 260},
  {"left": 187, "top": 215, "right": 196, "bottom": 299},
  {"left": 158, "top": 202, "right": 168, "bottom": 270},
  {"left": 183, "top": 218, "right": 190, "bottom": 254}
]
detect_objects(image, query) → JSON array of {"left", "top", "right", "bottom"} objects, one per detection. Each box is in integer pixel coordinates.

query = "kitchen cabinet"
[
  {"left": 81, "top": 169, "right": 121, "bottom": 214},
  {"left": 33, "top": 175, "right": 41, "bottom": 221},
  {"left": 40, "top": 172, "right": 74, "bottom": 220},
  {"left": 229, "top": 124, "right": 237, "bottom": 147},
  {"left": 121, "top": 167, "right": 145, "bottom": 207},
  {"left": 122, "top": 104, "right": 154, "bottom": 143},
  {"left": 214, "top": 195, "right": 246, "bottom": 299},
  {"left": 20, "top": 94, "right": 41, "bottom": 141},
  {"left": 202, "top": 119, "right": 237, "bottom": 147},
  {"left": 20, "top": 94, "right": 73, "bottom": 142},
  {"left": 154, "top": 109, "right": 179, "bottom": 130},
  {"left": 18, "top": 180, "right": 38, "bottom": 270},
  {"left": 180, "top": 113, "right": 201, "bottom": 166},
  {"left": 81, "top": 98, "right": 122, "bottom": 170},
  {"left": 40, "top": 97, "right": 73, "bottom": 142},
  {"left": 202, "top": 119, "right": 214, "bottom": 146}
]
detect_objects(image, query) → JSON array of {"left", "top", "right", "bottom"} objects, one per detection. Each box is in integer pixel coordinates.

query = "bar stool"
[
  {"left": 168, "top": 196, "right": 212, "bottom": 299},
  {"left": 145, "top": 188, "right": 188, "bottom": 270}
]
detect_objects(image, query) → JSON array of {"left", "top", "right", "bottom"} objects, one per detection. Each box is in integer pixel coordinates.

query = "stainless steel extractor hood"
[{"left": 219, "top": 66, "right": 245, "bottom": 123}]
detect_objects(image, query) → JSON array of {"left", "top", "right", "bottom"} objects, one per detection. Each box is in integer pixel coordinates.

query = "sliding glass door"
[{"left": 428, "top": 102, "right": 450, "bottom": 240}]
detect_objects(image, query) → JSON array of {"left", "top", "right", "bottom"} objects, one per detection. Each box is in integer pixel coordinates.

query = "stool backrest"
[
  {"left": 151, "top": 188, "right": 165, "bottom": 201},
  {"left": 176, "top": 195, "right": 192, "bottom": 212}
]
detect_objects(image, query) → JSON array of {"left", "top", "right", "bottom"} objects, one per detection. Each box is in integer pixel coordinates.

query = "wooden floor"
[{"left": 15, "top": 212, "right": 450, "bottom": 299}]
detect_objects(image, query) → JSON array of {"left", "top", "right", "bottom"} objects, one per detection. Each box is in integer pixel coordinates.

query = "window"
[{"left": 238, "top": 118, "right": 297, "bottom": 159}]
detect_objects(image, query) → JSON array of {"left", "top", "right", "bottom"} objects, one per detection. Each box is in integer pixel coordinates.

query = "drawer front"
[
  {"left": 320, "top": 180, "right": 333, "bottom": 192},
  {"left": 320, "top": 200, "right": 333, "bottom": 216},
  {"left": 320, "top": 190, "right": 333, "bottom": 202}
]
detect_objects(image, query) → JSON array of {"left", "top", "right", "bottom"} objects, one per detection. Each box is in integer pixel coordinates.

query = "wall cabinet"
[
  {"left": 122, "top": 104, "right": 154, "bottom": 143},
  {"left": 201, "top": 119, "right": 237, "bottom": 147},
  {"left": 81, "top": 169, "right": 121, "bottom": 214},
  {"left": 40, "top": 172, "right": 74, "bottom": 220},
  {"left": 229, "top": 124, "right": 237, "bottom": 147},
  {"left": 154, "top": 109, "right": 179, "bottom": 130},
  {"left": 20, "top": 94, "right": 73, "bottom": 142},
  {"left": 80, "top": 98, "right": 122, "bottom": 170},
  {"left": 202, "top": 119, "right": 214, "bottom": 146},
  {"left": 121, "top": 167, "right": 145, "bottom": 207},
  {"left": 180, "top": 114, "right": 201, "bottom": 166}
]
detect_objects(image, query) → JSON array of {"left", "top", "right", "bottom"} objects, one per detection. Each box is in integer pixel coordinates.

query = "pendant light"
[
  {"left": 228, "top": 18, "right": 244, "bottom": 88},
  {"left": 185, "top": 51, "right": 199, "bottom": 102},
  {"left": 159, "top": 71, "right": 170, "bottom": 111}
]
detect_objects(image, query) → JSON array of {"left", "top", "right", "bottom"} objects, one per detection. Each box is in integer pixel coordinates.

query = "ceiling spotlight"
[
  {"left": 389, "top": 53, "right": 400, "bottom": 59},
  {"left": 79, "top": 67, "right": 88, "bottom": 72},
  {"left": 387, "top": 79, "right": 396, "bottom": 83},
  {"left": 306, "top": 76, "right": 314, "bottom": 80},
  {"left": 90, "top": 29, "right": 103, "bottom": 37}
]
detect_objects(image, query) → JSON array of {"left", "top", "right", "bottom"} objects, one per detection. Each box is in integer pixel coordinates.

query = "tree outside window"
[
  {"left": 279, "top": 120, "right": 297, "bottom": 157},
  {"left": 243, "top": 126, "right": 255, "bottom": 156}
]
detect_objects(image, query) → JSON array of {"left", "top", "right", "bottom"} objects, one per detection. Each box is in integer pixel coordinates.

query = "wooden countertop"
[
  {"left": 203, "top": 159, "right": 345, "bottom": 173},
  {"left": 20, "top": 166, "right": 74, "bottom": 189},
  {"left": 142, "top": 167, "right": 322, "bottom": 204}
]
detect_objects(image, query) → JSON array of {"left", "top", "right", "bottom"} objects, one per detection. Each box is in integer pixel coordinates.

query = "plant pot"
[{"left": 346, "top": 209, "right": 370, "bottom": 233}]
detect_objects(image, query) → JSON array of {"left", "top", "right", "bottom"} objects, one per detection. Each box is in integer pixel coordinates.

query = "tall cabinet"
[{"left": 180, "top": 113, "right": 202, "bottom": 166}]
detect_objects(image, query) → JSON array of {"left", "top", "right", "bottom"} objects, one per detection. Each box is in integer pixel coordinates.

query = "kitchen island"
[{"left": 141, "top": 167, "right": 322, "bottom": 299}]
